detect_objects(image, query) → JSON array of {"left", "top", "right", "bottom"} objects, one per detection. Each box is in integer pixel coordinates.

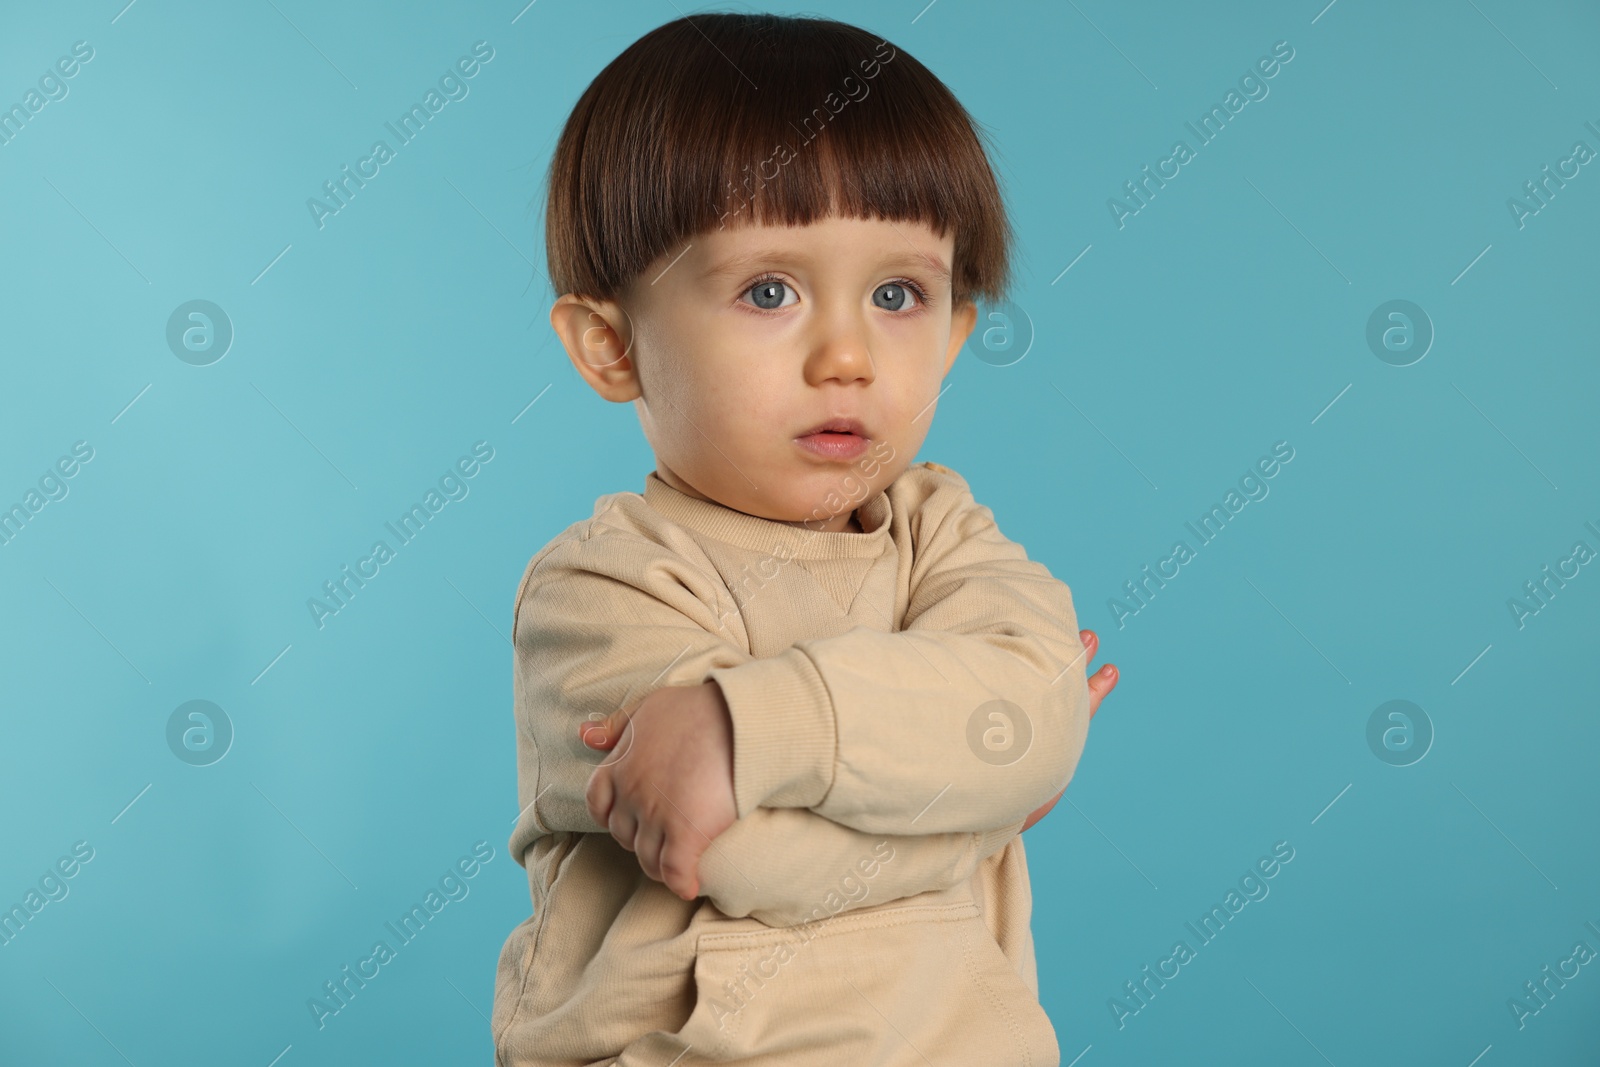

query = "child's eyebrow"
[
  {"left": 881, "top": 252, "right": 952, "bottom": 285},
  {"left": 702, "top": 249, "right": 951, "bottom": 286}
]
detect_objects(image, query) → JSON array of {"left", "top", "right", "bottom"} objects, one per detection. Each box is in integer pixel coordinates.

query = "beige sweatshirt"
[{"left": 492, "top": 461, "right": 1093, "bottom": 1067}]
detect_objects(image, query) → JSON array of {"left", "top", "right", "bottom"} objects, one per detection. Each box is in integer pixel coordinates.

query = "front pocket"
[{"left": 665, "top": 900, "right": 1060, "bottom": 1066}]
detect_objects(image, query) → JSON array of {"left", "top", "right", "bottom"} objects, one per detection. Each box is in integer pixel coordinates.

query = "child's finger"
[
  {"left": 1086, "top": 664, "right": 1118, "bottom": 718},
  {"left": 634, "top": 823, "right": 667, "bottom": 884},
  {"left": 1079, "top": 629, "right": 1099, "bottom": 664},
  {"left": 660, "top": 832, "right": 701, "bottom": 901},
  {"left": 579, "top": 717, "right": 609, "bottom": 749},
  {"left": 607, "top": 804, "right": 640, "bottom": 854},
  {"left": 580, "top": 709, "right": 623, "bottom": 750},
  {"left": 584, "top": 764, "right": 616, "bottom": 826}
]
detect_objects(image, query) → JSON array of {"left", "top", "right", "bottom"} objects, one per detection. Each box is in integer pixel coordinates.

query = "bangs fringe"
[{"left": 544, "top": 11, "right": 1013, "bottom": 306}]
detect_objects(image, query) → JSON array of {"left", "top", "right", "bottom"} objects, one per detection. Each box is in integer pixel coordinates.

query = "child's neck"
[{"left": 654, "top": 464, "right": 866, "bottom": 533}]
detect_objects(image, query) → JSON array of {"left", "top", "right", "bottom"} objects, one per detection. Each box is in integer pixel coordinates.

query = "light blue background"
[{"left": 2, "top": 1, "right": 1596, "bottom": 1064}]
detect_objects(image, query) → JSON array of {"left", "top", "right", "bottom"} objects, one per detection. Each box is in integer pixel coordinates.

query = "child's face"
[{"left": 555, "top": 214, "right": 978, "bottom": 532}]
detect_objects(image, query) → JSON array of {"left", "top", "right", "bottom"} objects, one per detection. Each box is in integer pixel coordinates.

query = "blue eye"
[
  {"left": 873, "top": 281, "right": 924, "bottom": 312},
  {"left": 744, "top": 277, "right": 795, "bottom": 310}
]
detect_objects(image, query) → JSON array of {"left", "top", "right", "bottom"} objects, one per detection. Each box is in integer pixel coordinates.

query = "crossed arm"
[
  {"left": 516, "top": 473, "right": 1109, "bottom": 924},
  {"left": 581, "top": 634, "right": 1114, "bottom": 924}
]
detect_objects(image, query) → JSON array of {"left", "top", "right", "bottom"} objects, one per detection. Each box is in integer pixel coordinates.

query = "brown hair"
[{"left": 542, "top": 11, "right": 1013, "bottom": 308}]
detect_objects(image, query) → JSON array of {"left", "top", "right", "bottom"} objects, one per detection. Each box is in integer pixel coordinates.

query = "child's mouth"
[{"left": 796, "top": 429, "right": 870, "bottom": 460}]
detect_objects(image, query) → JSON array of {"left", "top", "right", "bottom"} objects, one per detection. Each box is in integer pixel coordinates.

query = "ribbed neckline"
[{"left": 641, "top": 470, "right": 892, "bottom": 559}]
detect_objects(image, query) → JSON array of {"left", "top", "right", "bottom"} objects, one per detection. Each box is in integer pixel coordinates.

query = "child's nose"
[{"left": 803, "top": 332, "right": 876, "bottom": 386}]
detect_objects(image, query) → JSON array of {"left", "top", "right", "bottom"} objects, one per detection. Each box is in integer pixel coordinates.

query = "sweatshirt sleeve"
[
  {"left": 509, "top": 528, "right": 750, "bottom": 844},
  {"left": 705, "top": 465, "right": 1092, "bottom": 836},
  {"left": 508, "top": 523, "right": 1023, "bottom": 913},
  {"left": 697, "top": 809, "right": 1024, "bottom": 927}
]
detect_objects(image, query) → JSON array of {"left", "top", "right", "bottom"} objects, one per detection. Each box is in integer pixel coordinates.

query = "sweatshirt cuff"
[{"left": 706, "top": 648, "right": 836, "bottom": 818}]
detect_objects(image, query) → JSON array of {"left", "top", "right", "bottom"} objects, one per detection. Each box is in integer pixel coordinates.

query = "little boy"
[{"left": 492, "top": 13, "right": 1117, "bottom": 1066}]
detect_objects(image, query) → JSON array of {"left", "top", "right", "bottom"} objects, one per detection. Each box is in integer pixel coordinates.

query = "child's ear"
[
  {"left": 942, "top": 300, "right": 979, "bottom": 377},
  {"left": 550, "top": 294, "right": 640, "bottom": 402}
]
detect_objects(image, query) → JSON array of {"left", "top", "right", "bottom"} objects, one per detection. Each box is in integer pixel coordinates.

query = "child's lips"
[
  {"left": 795, "top": 430, "right": 870, "bottom": 460},
  {"left": 798, "top": 416, "right": 868, "bottom": 437}
]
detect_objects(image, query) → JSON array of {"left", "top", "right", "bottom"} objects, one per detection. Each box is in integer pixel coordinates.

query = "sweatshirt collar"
[{"left": 641, "top": 471, "right": 892, "bottom": 558}]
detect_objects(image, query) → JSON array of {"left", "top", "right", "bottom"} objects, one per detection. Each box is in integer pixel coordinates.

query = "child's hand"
[
  {"left": 579, "top": 681, "right": 738, "bottom": 901},
  {"left": 1021, "top": 629, "right": 1117, "bottom": 832}
]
